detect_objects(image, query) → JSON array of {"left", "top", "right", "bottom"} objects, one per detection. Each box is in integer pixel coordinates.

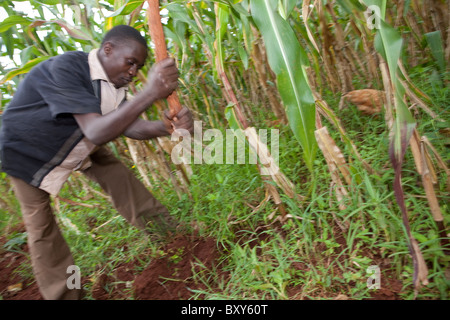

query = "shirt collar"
[{"left": 88, "top": 48, "right": 109, "bottom": 82}]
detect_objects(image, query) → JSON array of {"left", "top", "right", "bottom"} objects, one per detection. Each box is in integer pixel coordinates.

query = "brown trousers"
[{"left": 10, "top": 147, "right": 171, "bottom": 300}]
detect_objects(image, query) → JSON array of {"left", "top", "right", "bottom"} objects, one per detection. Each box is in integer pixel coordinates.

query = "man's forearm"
[
  {"left": 124, "top": 118, "right": 171, "bottom": 140},
  {"left": 74, "top": 93, "right": 156, "bottom": 145}
]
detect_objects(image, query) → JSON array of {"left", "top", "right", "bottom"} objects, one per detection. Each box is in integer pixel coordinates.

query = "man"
[{"left": 0, "top": 25, "right": 194, "bottom": 299}]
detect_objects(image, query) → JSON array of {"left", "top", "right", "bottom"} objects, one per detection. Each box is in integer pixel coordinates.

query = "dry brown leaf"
[
  {"left": 341, "top": 89, "right": 386, "bottom": 115},
  {"left": 411, "top": 239, "right": 429, "bottom": 293},
  {"left": 315, "top": 126, "right": 352, "bottom": 186},
  {"left": 315, "top": 126, "right": 351, "bottom": 211},
  {"left": 7, "top": 282, "right": 23, "bottom": 293}
]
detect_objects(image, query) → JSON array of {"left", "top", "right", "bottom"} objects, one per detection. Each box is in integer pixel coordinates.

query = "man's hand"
[
  {"left": 144, "top": 57, "right": 179, "bottom": 101},
  {"left": 163, "top": 107, "right": 194, "bottom": 135}
]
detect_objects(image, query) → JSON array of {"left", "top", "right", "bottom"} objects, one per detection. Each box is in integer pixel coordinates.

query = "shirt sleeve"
[{"left": 35, "top": 52, "right": 102, "bottom": 119}]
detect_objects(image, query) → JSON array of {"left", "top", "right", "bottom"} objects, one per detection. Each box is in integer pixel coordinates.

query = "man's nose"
[{"left": 129, "top": 65, "right": 138, "bottom": 77}]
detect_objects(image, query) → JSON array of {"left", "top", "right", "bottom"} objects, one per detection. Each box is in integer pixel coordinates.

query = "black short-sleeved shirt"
[{"left": 0, "top": 51, "right": 102, "bottom": 187}]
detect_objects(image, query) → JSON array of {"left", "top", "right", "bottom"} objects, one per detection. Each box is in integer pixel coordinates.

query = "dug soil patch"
[
  {"left": 0, "top": 236, "right": 43, "bottom": 300},
  {"left": 134, "top": 234, "right": 223, "bottom": 300}
]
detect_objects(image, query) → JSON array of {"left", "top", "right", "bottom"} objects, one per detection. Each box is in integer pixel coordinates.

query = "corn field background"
[{"left": 0, "top": 0, "right": 449, "bottom": 300}]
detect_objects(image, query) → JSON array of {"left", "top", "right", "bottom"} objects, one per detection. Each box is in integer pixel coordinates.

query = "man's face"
[{"left": 100, "top": 40, "right": 147, "bottom": 88}]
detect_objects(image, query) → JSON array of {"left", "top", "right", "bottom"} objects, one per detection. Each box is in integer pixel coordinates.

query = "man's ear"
[{"left": 102, "top": 41, "right": 114, "bottom": 56}]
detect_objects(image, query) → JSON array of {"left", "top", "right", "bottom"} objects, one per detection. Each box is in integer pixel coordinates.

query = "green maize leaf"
[
  {"left": 223, "top": 0, "right": 251, "bottom": 17},
  {"left": 19, "top": 46, "right": 42, "bottom": 65},
  {"left": 107, "top": 0, "right": 144, "bottom": 17},
  {"left": 214, "top": 2, "right": 229, "bottom": 76},
  {"left": 216, "top": 3, "right": 229, "bottom": 40},
  {"left": 0, "top": 15, "right": 33, "bottom": 33},
  {"left": 278, "top": 0, "right": 297, "bottom": 19},
  {"left": 166, "top": 2, "right": 214, "bottom": 56},
  {"left": 0, "top": 56, "right": 50, "bottom": 85},
  {"left": 174, "top": 19, "right": 187, "bottom": 38},
  {"left": 368, "top": 0, "right": 415, "bottom": 161},
  {"left": 1, "top": 28, "right": 15, "bottom": 60},
  {"left": 376, "top": 19, "right": 415, "bottom": 161},
  {"left": 52, "top": 20, "right": 94, "bottom": 41},
  {"left": 163, "top": 26, "right": 183, "bottom": 51},
  {"left": 163, "top": 24, "right": 180, "bottom": 44},
  {"left": 251, "top": 0, "right": 317, "bottom": 171},
  {"left": 34, "top": 0, "right": 61, "bottom": 5},
  {"left": 164, "top": 20, "right": 189, "bottom": 67},
  {"left": 376, "top": 21, "right": 403, "bottom": 82},
  {"left": 239, "top": 10, "right": 253, "bottom": 54},
  {"left": 336, "top": 0, "right": 366, "bottom": 14},
  {"left": 425, "top": 31, "right": 446, "bottom": 73},
  {"left": 236, "top": 38, "right": 249, "bottom": 70},
  {"left": 225, "top": 104, "right": 245, "bottom": 132}
]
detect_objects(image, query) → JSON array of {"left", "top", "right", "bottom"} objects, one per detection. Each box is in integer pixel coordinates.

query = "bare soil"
[
  {"left": 0, "top": 239, "right": 42, "bottom": 300},
  {"left": 134, "top": 234, "right": 224, "bottom": 300}
]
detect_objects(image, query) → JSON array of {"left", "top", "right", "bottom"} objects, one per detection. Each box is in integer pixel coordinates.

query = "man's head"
[{"left": 98, "top": 25, "right": 148, "bottom": 88}]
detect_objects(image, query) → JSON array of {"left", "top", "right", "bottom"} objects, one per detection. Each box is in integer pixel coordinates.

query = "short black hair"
[{"left": 102, "top": 25, "right": 148, "bottom": 49}]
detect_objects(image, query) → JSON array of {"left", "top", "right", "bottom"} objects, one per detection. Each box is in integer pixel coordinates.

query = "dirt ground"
[
  {"left": 0, "top": 231, "right": 227, "bottom": 300},
  {"left": 0, "top": 241, "right": 42, "bottom": 300},
  {"left": 0, "top": 227, "right": 404, "bottom": 300}
]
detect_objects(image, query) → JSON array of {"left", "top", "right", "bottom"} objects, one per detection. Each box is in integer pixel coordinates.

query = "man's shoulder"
[
  {"left": 61, "top": 50, "right": 89, "bottom": 59},
  {"left": 49, "top": 50, "right": 89, "bottom": 66},
  {"left": 39, "top": 51, "right": 91, "bottom": 81},
  {"left": 37, "top": 51, "right": 88, "bottom": 72}
]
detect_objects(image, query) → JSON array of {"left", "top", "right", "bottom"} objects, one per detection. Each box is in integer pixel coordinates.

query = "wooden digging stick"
[{"left": 147, "top": 0, "right": 182, "bottom": 115}]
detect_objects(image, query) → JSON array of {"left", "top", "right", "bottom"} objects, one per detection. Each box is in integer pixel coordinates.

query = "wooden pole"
[{"left": 147, "top": 0, "right": 182, "bottom": 114}]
